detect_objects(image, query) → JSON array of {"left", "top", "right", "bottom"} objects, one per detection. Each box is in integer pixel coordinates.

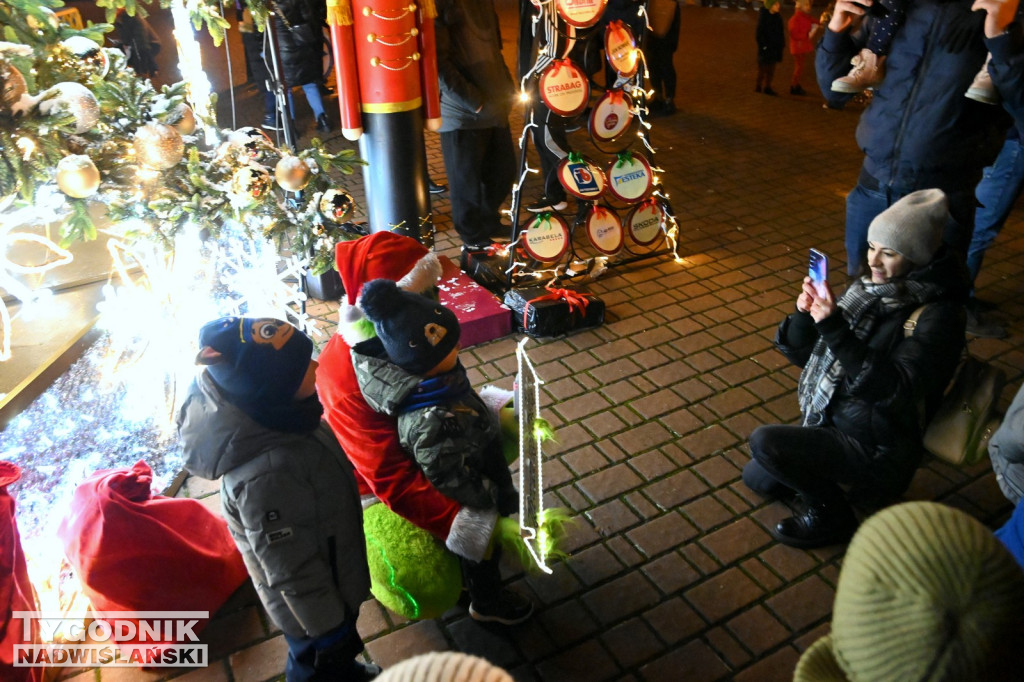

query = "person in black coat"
[
  {"left": 271, "top": 0, "right": 331, "bottom": 132},
  {"left": 114, "top": 9, "right": 161, "bottom": 79},
  {"left": 756, "top": 0, "right": 785, "bottom": 95},
  {"left": 743, "top": 190, "right": 968, "bottom": 549}
]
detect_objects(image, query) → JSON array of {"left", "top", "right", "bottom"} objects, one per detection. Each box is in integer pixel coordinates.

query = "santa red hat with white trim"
[{"left": 335, "top": 232, "right": 442, "bottom": 345}]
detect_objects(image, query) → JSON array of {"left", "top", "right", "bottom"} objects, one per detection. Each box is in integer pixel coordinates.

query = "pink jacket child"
[{"left": 788, "top": 0, "right": 820, "bottom": 95}]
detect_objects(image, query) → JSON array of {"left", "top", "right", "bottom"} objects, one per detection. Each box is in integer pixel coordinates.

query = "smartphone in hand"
[{"left": 809, "top": 248, "right": 828, "bottom": 297}]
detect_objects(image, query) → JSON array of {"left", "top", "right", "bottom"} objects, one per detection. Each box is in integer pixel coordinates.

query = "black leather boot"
[{"left": 771, "top": 499, "right": 857, "bottom": 549}]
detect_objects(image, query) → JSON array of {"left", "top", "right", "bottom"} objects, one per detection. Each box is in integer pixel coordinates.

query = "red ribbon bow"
[{"left": 523, "top": 287, "right": 591, "bottom": 329}]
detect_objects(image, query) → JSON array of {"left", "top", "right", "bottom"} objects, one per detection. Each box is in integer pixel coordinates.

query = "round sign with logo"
[
  {"left": 626, "top": 199, "right": 665, "bottom": 247},
  {"left": 555, "top": 0, "right": 609, "bottom": 28},
  {"left": 585, "top": 205, "right": 624, "bottom": 255},
  {"left": 604, "top": 20, "right": 639, "bottom": 78},
  {"left": 588, "top": 88, "right": 634, "bottom": 145},
  {"left": 606, "top": 152, "right": 653, "bottom": 204},
  {"left": 539, "top": 59, "right": 590, "bottom": 118},
  {"left": 522, "top": 213, "right": 571, "bottom": 263},
  {"left": 557, "top": 154, "right": 606, "bottom": 201}
]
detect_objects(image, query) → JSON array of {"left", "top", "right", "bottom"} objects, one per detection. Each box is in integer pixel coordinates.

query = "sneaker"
[
  {"left": 763, "top": 87, "right": 778, "bottom": 96},
  {"left": 469, "top": 588, "right": 534, "bottom": 625},
  {"left": 831, "top": 48, "right": 886, "bottom": 94},
  {"left": 790, "top": 84, "right": 807, "bottom": 96},
  {"left": 965, "top": 56, "right": 999, "bottom": 105},
  {"left": 261, "top": 113, "right": 282, "bottom": 131},
  {"left": 428, "top": 179, "right": 448, "bottom": 195},
  {"left": 966, "top": 308, "right": 1007, "bottom": 339},
  {"left": 316, "top": 113, "right": 331, "bottom": 133},
  {"left": 525, "top": 196, "right": 568, "bottom": 213}
]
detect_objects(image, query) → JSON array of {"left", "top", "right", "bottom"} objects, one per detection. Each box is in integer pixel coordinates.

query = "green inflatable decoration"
[{"left": 362, "top": 503, "right": 463, "bottom": 620}]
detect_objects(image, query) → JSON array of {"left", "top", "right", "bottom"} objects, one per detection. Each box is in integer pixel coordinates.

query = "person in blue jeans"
[
  {"left": 964, "top": 122, "right": 1024, "bottom": 338},
  {"left": 817, "top": 0, "right": 1024, "bottom": 276}
]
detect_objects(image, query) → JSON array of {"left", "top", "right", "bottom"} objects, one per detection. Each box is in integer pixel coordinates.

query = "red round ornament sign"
[
  {"left": 585, "top": 205, "right": 624, "bottom": 255},
  {"left": 606, "top": 153, "right": 654, "bottom": 204},
  {"left": 604, "top": 20, "right": 639, "bottom": 78},
  {"left": 539, "top": 59, "right": 590, "bottom": 117},
  {"left": 589, "top": 89, "right": 634, "bottom": 144},
  {"left": 626, "top": 200, "right": 665, "bottom": 247},
  {"left": 557, "top": 154, "right": 606, "bottom": 200},
  {"left": 555, "top": 0, "right": 609, "bottom": 28},
  {"left": 522, "top": 213, "right": 571, "bottom": 263}
]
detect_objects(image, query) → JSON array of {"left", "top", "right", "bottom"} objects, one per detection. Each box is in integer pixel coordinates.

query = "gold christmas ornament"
[
  {"left": 318, "top": 188, "right": 356, "bottom": 225},
  {"left": 0, "top": 59, "right": 27, "bottom": 111},
  {"left": 60, "top": 36, "right": 110, "bottom": 79},
  {"left": 275, "top": 156, "right": 312, "bottom": 192},
  {"left": 169, "top": 103, "right": 196, "bottom": 135},
  {"left": 133, "top": 122, "right": 185, "bottom": 170},
  {"left": 38, "top": 82, "right": 100, "bottom": 134},
  {"left": 56, "top": 154, "right": 100, "bottom": 198},
  {"left": 231, "top": 164, "right": 272, "bottom": 203}
]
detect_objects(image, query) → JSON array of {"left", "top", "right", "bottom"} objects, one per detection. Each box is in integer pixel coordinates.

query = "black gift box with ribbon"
[{"left": 503, "top": 286, "right": 605, "bottom": 337}]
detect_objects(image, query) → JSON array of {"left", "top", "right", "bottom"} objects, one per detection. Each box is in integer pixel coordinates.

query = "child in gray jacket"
[{"left": 177, "top": 316, "right": 380, "bottom": 681}]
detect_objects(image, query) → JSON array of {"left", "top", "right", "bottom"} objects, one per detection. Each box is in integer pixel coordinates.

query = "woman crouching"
[{"left": 743, "top": 189, "right": 968, "bottom": 549}]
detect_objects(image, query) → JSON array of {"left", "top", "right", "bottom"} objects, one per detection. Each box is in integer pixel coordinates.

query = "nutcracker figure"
[{"left": 328, "top": 0, "right": 442, "bottom": 242}]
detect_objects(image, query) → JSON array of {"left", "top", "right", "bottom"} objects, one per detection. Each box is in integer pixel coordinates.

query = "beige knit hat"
[
  {"left": 794, "top": 501, "right": 1024, "bottom": 682},
  {"left": 376, "top": 652, "right": 513, "bottom": 682},
  {"left": 867, "top": 189, "right": 948, "bottom": 266}
]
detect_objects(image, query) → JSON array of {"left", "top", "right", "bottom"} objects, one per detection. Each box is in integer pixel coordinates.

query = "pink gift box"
[{"left": 437, "top": 256, "right": 512, "bottom": 348}]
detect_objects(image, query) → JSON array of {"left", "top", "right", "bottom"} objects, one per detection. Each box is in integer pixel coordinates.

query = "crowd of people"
[{"left": 168, "top": 1, "right": 1024, "bottom": 680}]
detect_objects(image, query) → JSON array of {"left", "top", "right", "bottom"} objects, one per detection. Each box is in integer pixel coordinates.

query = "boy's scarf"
[{"left": 797, "top": 276, "right": 940, "bottom": 426}]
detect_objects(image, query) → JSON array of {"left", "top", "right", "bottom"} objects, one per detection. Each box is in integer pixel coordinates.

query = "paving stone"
[
  {"left": 625, "top": 511, "right": 699, "bottom": 558},
  {"left": 624, "top": 492, "right": 661, "bottom": 522},
  {"left": 685, "top": 568, "right": 765, "bottom": 623},
  {"left": 202, "top": 605, "right": 266, "bottom": 661},
  {"left": 581, "top": 411, "right": 629, "bottom": 439},
  {"left": 699, "top": 517, "right": 772, "bottom": 565},
  {"left": 732, "top": 646, "right": 802, "bottom": 682},
  {"left": 741, "top": 557, "right": 784, "bottom": 593},
  {"left": 536, "top": 599, "right": 601, "bottom": 648},
  {"left": 227, "top": 635, "right": 288, "bottom": 682},
  {"left": 638, "top": 639, "right": 731, "bottom": 682},
  {"left": 587, "top": 499, "right": 641, "bottom": 536},
  {"left": 641, "top": 550, "right": 701, "bottom": 596},
  {"left": 577, "top": 464, "right": 644, "bottom": 503},
  {"left": 679, "top": 425, "right": 741, "bottom": 461},
  {"left": 600, "top": 618, "right": 664, "bottom": 669},
  {"left": 765, "top": 576, "right": 836, "bottom": 632},
  {"left": 561, "top": 446, "right": 610, "bottom": 477},
  {"left": 681, "top": 495, "right": 736, "bottom": 531},
  {"left": 692, "top": 456, "right": 742, "bottom": 488},
  {"left": 758, "top": 545, "right": 819, "bottom": 582},
  {"left": 364, "top": 621, "right": 450, "bottom": 669},
  {"left": 629, "top": 451, "right": 676, "bottom": 482},
  {"left": 706, "top": 625, "right": 753, "bottom": 669},
  {"left": 581, "top": 573, "right": 661, "bottom": 626},
  {"left": 535, "top": 639, "right": 621, "bottom": 682},
  {"left": 630, "top": 388, "right": 688, "bottom": 419},
  {"left": 643, "top": 470, "right": 710, "bottom": 510},
  {"left": 568, "top": 544, "right": 625, "bottom": 586},
  {"left": 726, "top": 605, "right": 791, "bottom": 657}
]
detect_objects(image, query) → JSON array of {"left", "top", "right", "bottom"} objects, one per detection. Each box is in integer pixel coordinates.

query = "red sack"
[
  {"left": 57, "top": 460, "right": 247, "bottom": 660},
  {"left": 0, "top": 462, "right": 43, "bottom": 682}
]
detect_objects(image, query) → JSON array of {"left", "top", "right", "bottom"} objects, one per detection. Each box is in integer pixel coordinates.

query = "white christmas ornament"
[
  {"left": 38, "top": 82, "right": 100, "bottom": 134},
  {"left": 56, "top": 154, "right": 100, "bottom": 198},
  {"left": 133, "top": 122, "right": 185, "bottom": 170}
]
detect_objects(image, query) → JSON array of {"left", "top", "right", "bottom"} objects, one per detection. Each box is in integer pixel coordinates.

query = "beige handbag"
[{"left": 904, "top": 306, "right": 1005, "bottom": 465}]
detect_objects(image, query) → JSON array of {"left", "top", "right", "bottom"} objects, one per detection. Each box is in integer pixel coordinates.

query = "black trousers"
[
  {"left": 745, "top": 423, "right": 876, "bottom": 506},
  {"left": 461, "top": 546, "right": 505, "bottom": 605},
  {"left": 440, "top": 125, "right": 516, "bottom": 245}
]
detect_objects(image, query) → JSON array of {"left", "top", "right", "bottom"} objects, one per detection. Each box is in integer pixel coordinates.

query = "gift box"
[
  {"left": 503, "top": 286, "right": 605, "bottom": 337},
  {"left": 459, "top": 246, "right": 510, "bottom": 293},
  {"left": 437, "top": 256, "right": 512, "bottom": 347}
]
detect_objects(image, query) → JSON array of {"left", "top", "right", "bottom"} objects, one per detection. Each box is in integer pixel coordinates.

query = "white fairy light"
[{"left": 170, "top": 0, "right": 218, "bottom": 142}]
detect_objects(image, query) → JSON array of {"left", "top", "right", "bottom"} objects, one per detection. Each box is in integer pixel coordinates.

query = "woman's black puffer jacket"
[
  {"left": 774, "top": 247, "right": 968, "bottom": 500},
  {"left": 271, "top": 0, "right": 324, "bottom": 87}
]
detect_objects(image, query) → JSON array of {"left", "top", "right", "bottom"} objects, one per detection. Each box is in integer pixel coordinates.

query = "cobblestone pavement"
[{"left": 62, "top": 3, "right": 1024, "bottom": 681}]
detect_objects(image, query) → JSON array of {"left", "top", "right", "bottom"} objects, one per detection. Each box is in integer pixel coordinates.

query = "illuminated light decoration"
[
  {"left": 170, "top": 0, "right": 218, "bottom": 142},
  {"left": 0, "top": 223, "right": 75, "bottom": 361},
  {"left": 516, "top": 337, "right": 555, "bottom": 574}
]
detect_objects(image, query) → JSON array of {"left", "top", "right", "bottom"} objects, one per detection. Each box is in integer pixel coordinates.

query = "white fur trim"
[
  {"left": 338, "top": 301, "right": 373, "bottom": 346},
  {"left": 478, "top": 385, "right": 514, "bottom": 419},
  {"left": 396, "top": 252, "right": 442, "bottom": 294},
  {"left": 446, "top": 506, "right": 498, "bottom": 563}
]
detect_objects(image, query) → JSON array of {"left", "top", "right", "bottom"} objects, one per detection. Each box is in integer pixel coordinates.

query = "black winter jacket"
[
  {"left": 272, "top": 0, "right": 324, "bottom": 87},
  {"left": 816, "top": 0, "right": 1024, "bottom": 194},
  {"left": 775, "top": 248, "right": 968, "bottom": 499}
]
